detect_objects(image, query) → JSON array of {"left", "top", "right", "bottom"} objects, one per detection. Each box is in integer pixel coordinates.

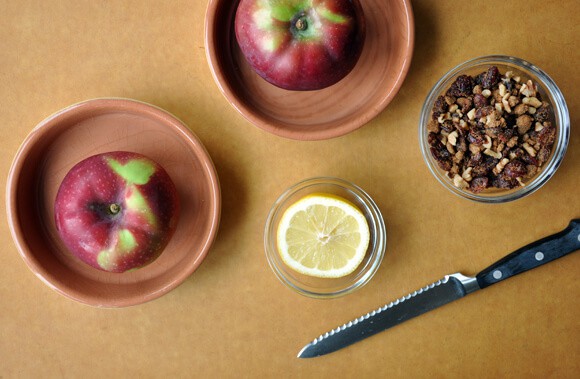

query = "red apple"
[
  {"left": 235, "top": 0, "right": 366, "bottom": 91},
  {"left": 54, "top": 151, "right": 180, "bottom": 273}
]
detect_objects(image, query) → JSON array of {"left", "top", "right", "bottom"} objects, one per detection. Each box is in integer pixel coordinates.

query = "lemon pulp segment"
[{"left": 276, "top": 194, "right": 370, "bottom": 278}]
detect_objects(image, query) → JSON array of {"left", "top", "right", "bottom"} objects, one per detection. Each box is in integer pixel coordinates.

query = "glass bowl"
[
  {"left": 264, "top": 177, "right": 386, "bottom": 299},
  {"left": 419, "top": 55, "right": 570, "bottom": 203}
]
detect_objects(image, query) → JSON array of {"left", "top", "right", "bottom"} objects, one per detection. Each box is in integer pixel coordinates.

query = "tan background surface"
[{"left": 1, "top": 1, "right": 578, "bottom": 378}]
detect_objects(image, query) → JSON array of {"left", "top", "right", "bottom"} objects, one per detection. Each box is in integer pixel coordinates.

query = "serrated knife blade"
[
  {"left": 298, "top": 273, "right": 478, "bottom": 358},
  {"left": 298, "top": 219, "right": 580, "bottom": 358}
]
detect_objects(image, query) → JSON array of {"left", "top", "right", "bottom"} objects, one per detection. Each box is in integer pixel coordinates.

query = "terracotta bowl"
[
  {"left": 205, "top": 0, "right": 414, "bottom": 140},
  {"left": 6, "top": 98, "right": 221, "bottom": 307}
]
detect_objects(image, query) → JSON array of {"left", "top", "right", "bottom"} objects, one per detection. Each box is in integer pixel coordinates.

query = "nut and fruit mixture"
[{"left": 427, "top": 66, "right": 556, "bottom": 193}]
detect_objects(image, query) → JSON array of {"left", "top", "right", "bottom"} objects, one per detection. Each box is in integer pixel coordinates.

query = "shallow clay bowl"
[
  {"left": 6, "top": 98, "right": 221, "bottom": 307},
  {"left": 205, "top": 0, "right": 414, "bottom": 140}
]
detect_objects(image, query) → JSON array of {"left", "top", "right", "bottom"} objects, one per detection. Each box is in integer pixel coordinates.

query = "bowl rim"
[
  {"left": 418, "top": 55, "right": 570, "bottom": 203},
  {"left": 264, "top": 176, "right": 387, "bottom": 299},
  {"left": 5, "top": 97, "right": 222, "bottom": 307},
  {"left": 204, "top": 0, "right": 415, "bottom": 141}
]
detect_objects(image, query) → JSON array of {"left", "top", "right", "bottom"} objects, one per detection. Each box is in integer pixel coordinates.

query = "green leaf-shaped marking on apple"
[
  {"left": 235, "top": 0, "right": 366, "bottom": 91},
  {"left": 54, "top": 151, "right": 180, "bottom": 273}
]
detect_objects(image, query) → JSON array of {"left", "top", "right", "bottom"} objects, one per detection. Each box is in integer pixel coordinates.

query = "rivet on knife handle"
[{"left": 297, "top": 219, "right": 580, "bottom": 358}]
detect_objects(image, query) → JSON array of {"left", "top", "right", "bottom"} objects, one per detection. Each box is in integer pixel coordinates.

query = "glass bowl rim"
[{"left": 264, "top": 176, "right": 387, "bottom": 299}]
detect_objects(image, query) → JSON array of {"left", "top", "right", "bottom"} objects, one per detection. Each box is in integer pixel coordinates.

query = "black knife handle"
[{"left": 476, "top": 219, "right": 580, "bottom": 289}]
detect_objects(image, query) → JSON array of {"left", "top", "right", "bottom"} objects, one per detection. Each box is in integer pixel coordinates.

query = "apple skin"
[
  {"left": 54, "top": 151, "right": 180, "bottom": 273},
  {"left": 235, "top": 0, "right": 366, "bottom": 91}
]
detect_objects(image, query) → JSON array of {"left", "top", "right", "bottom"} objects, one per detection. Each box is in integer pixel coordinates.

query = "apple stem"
[
  {"left": 109, "top": 203, "right": 121, "bottom": 215},
  {"left": 295, "top": 17, "right": 307, "bottom": 31}
]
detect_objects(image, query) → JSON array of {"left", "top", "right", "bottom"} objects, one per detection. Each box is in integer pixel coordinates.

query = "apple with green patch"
[
  {"left": 235, "top": 0, "right": 366, "bottom": 91},
  {"left": 54, "top": 151, "right": 180, "bottom": 273}
]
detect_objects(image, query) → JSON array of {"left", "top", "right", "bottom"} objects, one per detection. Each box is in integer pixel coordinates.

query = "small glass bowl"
[
  {"left": 419, "top": 55, "right": 570, "bottom": 203},
  {"left": 264, "top": 177, "right": 386, "bottom": 299}
]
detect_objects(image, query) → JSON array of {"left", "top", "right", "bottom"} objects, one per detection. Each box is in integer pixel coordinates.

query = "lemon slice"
[{"left": 277, "top": 193, "right": 370, "bottom": 278}]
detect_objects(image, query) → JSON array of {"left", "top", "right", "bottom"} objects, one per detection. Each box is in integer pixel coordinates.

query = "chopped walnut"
[
  {"left": 467, "top": 108, "right": 476, "bottom": 120},
  {"left": 523, "top": 96, "right": 542, "bottom": 108},
  {"left": 502, "top": 96, "right": 512, "bottom": 113},
  {"left": 506, "top": 136, "right": 519, "bottom": 148},
  {"left": 513, "top": 103, "right": 529, "bottom": 115},
  {"left": 522, "top": 142, "right": 537, "bottom": 157},
  {"left": 520, "top": 80, "right": 537, "bottom": 97},
  {"left": 507, "top": 95, "right": 519, "bottom": 108},
  {"left": 516, "top": 114, "right": 533, "bottom": 135},
  {"left": 449, "top": 164, "right": 460, "bottom": 176},
  {"left": 469, "top": 143, "right": 481, "bottom": 155},
  {"left": 462, "top": 167, "right": 473, "bottom": 181},
  {"left": 453, "top": 174, "right": 469, "bottom": 189},
  {"left": 448, "top": 131, "right": 459, "bottom": 146},
  {"left": 493, "top": 158, "right": 510, "bottom": 175},
  {"left": 446, "top": 142, "right": 455, "bottom": 154},
  {"left": 484, "top": 148, "right": 502, "bottom": 159},
  {"left": 483, "top": 135, "right": 493, "bottom": 149},
  {"left": 492, "top": 89, "right": 503, "bottom": 103},
  {"left": 499, "top": 83, "right": 507, "bottom": 97}
]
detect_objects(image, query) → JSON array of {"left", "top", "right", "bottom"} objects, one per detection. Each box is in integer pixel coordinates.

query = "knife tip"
[
  {"left": 296, "top": 343, "right": 326, "bottom": 358},
  {"left": 297, "top": 343, "right": 318, "bottom": 359}
]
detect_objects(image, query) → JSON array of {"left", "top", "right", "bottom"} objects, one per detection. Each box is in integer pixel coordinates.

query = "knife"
[{"left": 298, "top": 219, "right": 580, "bottom": 358}]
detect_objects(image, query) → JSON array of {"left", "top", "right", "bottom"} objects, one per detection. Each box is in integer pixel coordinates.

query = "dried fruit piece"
[
  {"left": 534, "top": 103, "right": 552, "bottom": 123},
  {"left": 432, "top": 95, "right": 448, "bottom": 120},
  {"left": 503, "top": 160, "right": 527, "bottom": 179},
  {"left": 447, "top": 75, "right": 474, "bottom": 97},
  {"left": 430, "top": 145, "right": 453, "bottom": 171},
  {"left": 473, "top": 93, "right": 487, "bottom": 108},
  {"left": 537, "top": 123, "right": 556, "bottom": 146},
  {"left": 469, "top": 177, "right": 489, "bottom": 193},
  {"left": 492, "top": 174, "right": 518, "bottom": 189},
  {"left": 480, "top": 66, "right": 501, "bottom": 89}
]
